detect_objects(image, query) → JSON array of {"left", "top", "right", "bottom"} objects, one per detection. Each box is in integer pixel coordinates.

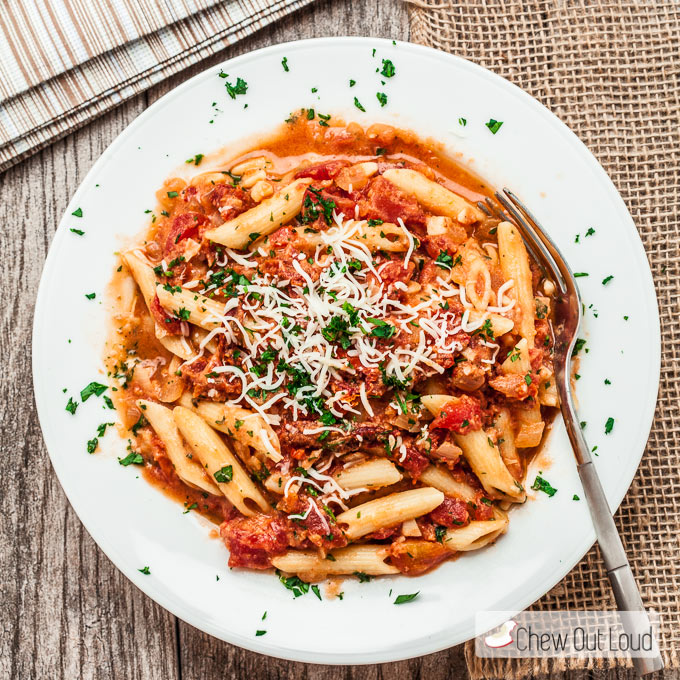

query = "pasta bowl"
[{"left": 32, "top": 37, "right": 660, "bottom": 664}]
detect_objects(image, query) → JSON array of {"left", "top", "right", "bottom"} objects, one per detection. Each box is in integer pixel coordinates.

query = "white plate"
[{"left": 33, "top": 37, "right": 660, "bottom": 664}]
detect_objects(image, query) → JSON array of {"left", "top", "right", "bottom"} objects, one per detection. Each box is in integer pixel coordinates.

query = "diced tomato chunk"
[
  {"left": 164, "top": 212, "right": 208, "bottom": 255},
  {"left": 150, "top": 294, "right": 182, "bottom": 335},
  {"left": 398, "top": 445, "right": 430, "bottom": 479},
  {"left": 428, "top": 496, "right": 470, "bottom": 528},
  {"left": 360, "top": 176, "right": 426, "bottom": 229},
  {"left": 430, "top": 395, "right": 483, "bottom": 434},
  {"left": 295, "top": 160, "right": 350, "bottom": 180},
  {"left": 220, "top": 515, "right": 289, "bottom": 569}
]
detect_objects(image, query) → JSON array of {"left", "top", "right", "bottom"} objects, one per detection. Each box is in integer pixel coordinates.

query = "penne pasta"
[
  {"left": 498, "top": 221, "right": 536, "bottom": 347},
  {"left": 178, "top": 394, "right": 282, "bottom": 463},
  {"left": 204, "top": 178, "right": 312, "bottom": 249},
  {"left": 443, "top": 512, "right": 509, "bottom": 552},
  {"left": 155, "top": 285, "right": 226, "bottom": 331},
  {"left": 271, "top": 545, "right": 398, "bottom": 578},
  {"left": 106, "top": 118, "right": 561, "bottom": 584},
  {"left": 419, "top": 465, "right": 477, "bottom": 503},
  {"left": 337, "top": 487, "right": 444, "bottom": 540},
  {"left": 172, "top": 406, "right": 269, "bottom": 516},
  {"left": 382, "top": 168, "right": 485, "bottom": 222},
  {"left": 137, "top": 399, "right": 220, "bottom": 495},
  {"left": 467, "top": 309, "right": 514, "bottom": 337},
  {"left": 494, "top": 407, "right": 522, "bottom": 481},
  {"left": 333, "top": 458, "right": 402, "bottom": 490},
  {"left": 421, "top": 395, "right": 524, "bottom": 501},
  {"left": 122, "top": 250, "right": 193, "bottom": 359}
]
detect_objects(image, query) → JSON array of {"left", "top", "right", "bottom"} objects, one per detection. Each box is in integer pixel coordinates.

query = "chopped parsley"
[
  {"left": 65, "top": 397, "right": 78, "bottom": 415},
  {"left": 300, "top": 186, "right": 335, "bottom": 226},
  {"left": 353, "top": 571, "right": 371, "bottom": 583},
  {"left": 138, "top": 566, "right": 150, "bottom": 575},
  {"left": 458, "top": 117, "right": 467, "bottom": 126},
  {"left": 573, "top": 494, "right": 580, "bottom": 501},
  {"left": 353, "top": 97, "right": 366, "bottom": 112},
  {"left": 130, "top": 414, "right": 147, "bottom": 435},
  {"left": 166, "top": 191, "right": 179, "bottom": 198},
  {"left": 376, "top": 92, "right": 387, "bottom": 107},
  {"left": 85, "top": 292, "right": 96, "bottom": 300},
  {"left": 435, "top": 525, "right": 447, "bottom": 544},
  {"left": 119, "top": 451, "right": 144, "bottom": 466},
  {"left": 380, "top": 59, "right": 396, "bottom": 78},
  {"left": 572, "top": 338, "right": 587, "bottom": 356},
  {"left": 602, "top": 275, "right": 614, "bottom": 285},
  {"left": 278, "top": 572, "right": 311, "bottom": 597},
  {"left": 349, "top": 79, "right": 356, "bottom": 87},
  {"left": 80, "top": 381, "right": 107, "bottom": 401},
  {"left": 435, "top": 250, "right": 454, "bottom": 269},
  {"left": 71, "top": 207, "right": 83, "bottom": 218},
  {"left": 531, "top": 475, "right": 557, "bottom": 497},
  {"left": 69, "top": 228, "right": 85, "bottom": 235},
  {"left": 214, "top": 465, "right": 234, "bottom": 483},
  {"left": 255, "top": 630, "right": 266, "bottom": 637},
  {"left": 219, "top": 72, "right": 248, "bottom": 99},
  {"left": 574, "top": 272, "right": 589, "bottom": 278},
  {"left": 367, "top": 318, "right": 396, "bottom": 339},
  {"left": 86, "top": 438, "right": 98, "bottom": 454},
  {"left": 321, "top": 315, "right": 353, "bottom": 349},
  {"left": 394, "top": 592, "right": 419, "bottom": 605},
  {"left": 485, "top": 119, "right": 503, "bottom": 134},
  {"left": 185, "top": 153, "right": 204, "bottom": 166},
  {"left": 605, "top": 417, "right": 615, "bottom": 434},
  {"left": 281, "top": 56, "right": 289, "bottom": 72}
]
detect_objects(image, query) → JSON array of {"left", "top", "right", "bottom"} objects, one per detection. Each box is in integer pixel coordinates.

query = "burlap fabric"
[{"left": 407, "top": 1, "right": 679, "bottom": 677}]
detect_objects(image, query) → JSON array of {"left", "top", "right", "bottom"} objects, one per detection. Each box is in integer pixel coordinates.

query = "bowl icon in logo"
[{"left": 484, "top": 620, "right": 518, "bottom": 648}]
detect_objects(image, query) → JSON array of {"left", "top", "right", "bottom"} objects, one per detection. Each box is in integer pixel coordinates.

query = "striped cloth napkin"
[{"left": 0, "top": 0, "right": 314, "bottom": 174}]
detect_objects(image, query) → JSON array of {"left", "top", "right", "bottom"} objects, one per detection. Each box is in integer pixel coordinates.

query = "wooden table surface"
[
  {"left": 0, "top": 2, "right": 660, "bottom": 678},
  {"left": 0, "top": 1, "right": 474, "bottom": 678}
]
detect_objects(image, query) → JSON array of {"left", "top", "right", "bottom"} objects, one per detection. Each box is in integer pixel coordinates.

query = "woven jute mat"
[{"left": 407, "top": 1, "right": 679, "bottom": 677}]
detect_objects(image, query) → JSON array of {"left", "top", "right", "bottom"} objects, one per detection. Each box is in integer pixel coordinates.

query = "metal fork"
[{"left": 480, "top": 190, "right": 664, "bottom": 677}]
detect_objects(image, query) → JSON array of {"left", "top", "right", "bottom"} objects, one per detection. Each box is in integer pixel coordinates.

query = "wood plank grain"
[{"left": 0, "top": 99, "right": 180, "bottom": 680}]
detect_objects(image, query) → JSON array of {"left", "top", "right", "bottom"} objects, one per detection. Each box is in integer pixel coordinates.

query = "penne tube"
[
  {"left": 467, "top": 310, "right": 514, "bottom": 337},
  {"left": 137, "top": 399, "right": 220, "bottom": 495},
  {"left": 501, "top": 338, "right": 530, "bottom": 375},
  {"left": 443, "top": 513, "right": 509, "bottom": 552},
  {"left": 336, "top": 487, "right": 444, "bottom": 540},
  {"left": 420, "top": 394, "right": 523, "bottom": 500},
  {"left": 382, "top": 168, "right": 484, "bottom": 222},
  {"left": 538, "top": 366, "right": 559, "bottom": 407},
  {"left": 419, "top": 465, "right": 477, "bottom": 503},
  {"left": 271, "top": 545, "right": 398, "bottom": 578},
  {"left": 514, "top": 402, "right": 545, "bottom": 448},
  {"left": 351, "top": 221, "right": 410, "bottom": 252},
  {"left": 333, "top": 458, "right": 402, "bottom": 490},
  {"left": 172, "top": 406, "right": 269, "bottom": 516},
  {"left": 455, "top": 429, "right": 525, "bottom": 501},
  {"left": 401, "top": 518, "right": 422, "bottom": 537},
  {"left": 178, "top": 394, "right": 282, "bottom": 463},
  {"left": 122, "top": 250, "right": 193, "bottom": 359},
  {"left": 155, "top": 285, "right": 226, "bottom": 331},
  {"left": 498, "top": 221, "right": 535, "bottom": 347},
  {"left": 204, "top": 178, "right": 312, "bottom": 249},
  {"left": 495, "top": 407, "right": 522, "bottom": 481}
]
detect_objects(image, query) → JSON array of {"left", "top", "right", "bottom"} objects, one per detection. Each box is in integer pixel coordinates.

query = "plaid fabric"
[{"left": 0, "top": 0, "right": 314, "bottom": 173}]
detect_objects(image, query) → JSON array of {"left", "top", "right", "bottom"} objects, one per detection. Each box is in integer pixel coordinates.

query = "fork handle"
[{"left": 577, "top": 460, "right": 664, "bottom": 675}]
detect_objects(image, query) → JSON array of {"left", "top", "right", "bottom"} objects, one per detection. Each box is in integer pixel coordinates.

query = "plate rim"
[{"left": 32, "top": 35, "right": 661, "bottom": 665}]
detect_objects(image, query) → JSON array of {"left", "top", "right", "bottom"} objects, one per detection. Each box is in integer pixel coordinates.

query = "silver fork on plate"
[{"left": 480, "top": 190, "right": 664, "bottom": 677}]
